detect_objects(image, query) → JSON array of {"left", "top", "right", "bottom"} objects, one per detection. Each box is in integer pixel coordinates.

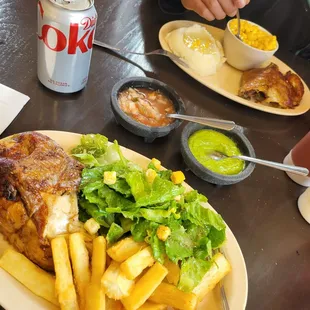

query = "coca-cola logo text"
[{"left": 38, "top": 19, "right": 96, "bottom": 54}]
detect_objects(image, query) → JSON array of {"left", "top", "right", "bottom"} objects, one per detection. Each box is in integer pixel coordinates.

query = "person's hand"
[{"left": 181, "top": 0, "right": 250, "bottom": 21}]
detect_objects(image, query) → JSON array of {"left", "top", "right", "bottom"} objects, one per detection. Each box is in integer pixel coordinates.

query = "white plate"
[
  {"left": 159, "top": 20, "right": 310, "bottom": 116},
  {"left": 0, "top": 131, "right": 248, "bottom": 310}
]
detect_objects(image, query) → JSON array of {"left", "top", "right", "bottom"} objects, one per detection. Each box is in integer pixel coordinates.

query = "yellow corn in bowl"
[{"left": 223, "top": 19, "right": 279, "bottom": 71}]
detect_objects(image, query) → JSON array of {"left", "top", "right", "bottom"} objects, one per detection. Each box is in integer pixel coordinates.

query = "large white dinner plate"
[
  {"left": 0, "top": 131, "right": 248, "bottom": 310},
  {"left": 159, "top": 20, "right": 310, "bottom": 116}
]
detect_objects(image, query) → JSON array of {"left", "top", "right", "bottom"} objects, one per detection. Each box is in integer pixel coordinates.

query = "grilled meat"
[
  {"left": 0, "top": 132, "right": 84, "bottom": 270},
  {"left": 239, "top": 63, "right": 304, "bottom": 108}
]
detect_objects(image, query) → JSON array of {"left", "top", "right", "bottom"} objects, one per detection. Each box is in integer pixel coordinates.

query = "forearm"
[{"left": 158, "top": 0, "right": 186, "bottom": 14}]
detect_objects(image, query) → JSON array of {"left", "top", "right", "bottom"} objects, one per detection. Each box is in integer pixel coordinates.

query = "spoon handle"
[
  {"left": 237, "top": 155, "right": 309, "bottom": 176},
  {"left": 167, "top": 114, "right": 235, "bottom": 131},
  {"left": 236, "top": 10, "right": 241, "bottom": 39}
]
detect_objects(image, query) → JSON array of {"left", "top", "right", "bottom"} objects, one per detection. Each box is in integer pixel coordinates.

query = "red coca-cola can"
[{"left": 37, "top": 0, "right": 97, "bottom": 93}]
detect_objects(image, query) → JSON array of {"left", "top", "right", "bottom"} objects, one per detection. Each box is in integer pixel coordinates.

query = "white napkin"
[{"left": 0, "top": 83, "right": 30, "bottom": 135}]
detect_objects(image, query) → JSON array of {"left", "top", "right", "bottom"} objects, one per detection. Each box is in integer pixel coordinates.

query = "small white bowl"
[{"left": 223, "top": 19, "right": 279, "bottom": 71}]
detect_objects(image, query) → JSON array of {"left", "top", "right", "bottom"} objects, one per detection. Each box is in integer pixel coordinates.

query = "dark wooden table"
[{"left": 1, "top": 0, "right": 310, "bottom": 309}]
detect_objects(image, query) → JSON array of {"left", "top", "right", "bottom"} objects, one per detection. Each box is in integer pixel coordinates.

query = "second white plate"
[{"left": 159, "top": 20, "right": 310, "bottom": 116}]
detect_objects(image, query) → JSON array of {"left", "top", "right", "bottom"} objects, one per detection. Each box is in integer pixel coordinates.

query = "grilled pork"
[
  {"left": 239, "top": 63, "right": 304, "bottom": 108},
  {"left": 0, "top": 132, "right": 84, "bottom": 270}
]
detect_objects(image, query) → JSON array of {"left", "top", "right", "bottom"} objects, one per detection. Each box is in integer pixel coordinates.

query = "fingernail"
[
  {"left": 235, "top": 0, "right": 246, "bottom": 8},
  {"left": 228, "top": 10, "right": 237, "bottom": 17}
]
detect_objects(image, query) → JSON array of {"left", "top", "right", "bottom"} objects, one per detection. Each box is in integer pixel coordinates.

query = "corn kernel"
[
  {"left": 84, "top": 218, "right": 100, "bottom": 235},
  {"left": 174, "top": 195, "right": 181, "bottom": 202},
  {"left": 151, "top": 158, "right": 161, "bottom": 170},
  {"left": 171, "top": 171, "right": 185, "bottom": 185},
  {"left": 104, "top": 171, "right": 117, "bottom": 185},
  {"left": 229, "top": 19, "right": 278, "bottom": 51},
  {"left": 146, "top": 168, "right": 157, "bottom": 184},
  {"left": 156, "top": 225, "right": 171, "bottom": 241}
]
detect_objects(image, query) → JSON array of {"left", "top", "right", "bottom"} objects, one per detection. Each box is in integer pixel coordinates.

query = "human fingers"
[
  {"left": 186, "top": 0, "right": 216, "bottom": 21},
  {"left": 218, "top": 0, "right": 237, "bottom": 17},
  {"left": 202, "top": 0, "right": 226, "bottom": 20},
  {"left": 232, "top": 0, "right": 248, "bottom": 9}
]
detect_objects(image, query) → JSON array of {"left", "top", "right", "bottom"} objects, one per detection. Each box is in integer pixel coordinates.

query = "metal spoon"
[
  {"left": 167, "top": 114, "right": 236, "bottom": 131},
  {"left": 236, "top": 10, "right": 241, "bottom": 40},
  {"left": 209, "top": 151, "right": 309, "bottom": 176},
  {"left": 93, "top": 40, "right": 190, "bottom": 69}
]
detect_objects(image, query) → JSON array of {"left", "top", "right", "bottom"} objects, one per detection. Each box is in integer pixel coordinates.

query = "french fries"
[
  {"left": 149, "top": 282, "right": 197, "bottom": 310},
  {"left": 101, "top": 261, "right": 135, "bottom": 300},
  {"left": 138, "top": 301, "right": 167, "bottom": 310},
  {"left": 51, "top": 236, "right": 79, "bottom": 310},
  {"left": 107, "top": 237, "right": 147, "bottom": 262},
  {"left": 106, "top": 297, "right": 124, "bottom": 310},
  {"left": 1, "top": 230, "right": 231, "bottom": 310},
  {"left": 121, "top": 262, "right": 168, "bottom": 310},
  {"left": 164, "top": 259, "right": 180, "bottom": 286},
  {"left": 192, "top": 252, "right": 231, "bottom": 302},
  {"left": 69, "top": 233, "right": 91, "bottom": 309},
  {"left": 0, "top": 248, "right": 59, "bottom": 306},
  {"left": 120, "top": 246, "right": 155, "bottom": 280},
  {"left": 85, "top": 236, "right": 107, "bottom": 310}
]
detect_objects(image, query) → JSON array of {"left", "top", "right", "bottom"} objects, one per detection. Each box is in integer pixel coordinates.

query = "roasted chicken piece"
[
  {"left": 239, "top": 63, "right": 304, "bottom": 108},
  {"left": 0, "top": 132, "right": 84, "bottom": 270}
]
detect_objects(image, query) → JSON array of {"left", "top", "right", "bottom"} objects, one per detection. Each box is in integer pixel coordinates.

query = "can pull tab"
[
  {"left": 49, "top": 0, "right": 91, "bottom": 10},
  {"left": 52, "top": 0, "right": 77, "bottom": 4}
]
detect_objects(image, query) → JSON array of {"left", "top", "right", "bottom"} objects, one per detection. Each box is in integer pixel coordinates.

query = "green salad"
[{"left": 71, "top": 134, "right": 227, "bottom": 293}]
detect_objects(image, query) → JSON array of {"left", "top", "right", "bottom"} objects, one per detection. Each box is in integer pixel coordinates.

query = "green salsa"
[{"left": 188, "top": 129, "right": 245, "bottom": 175}]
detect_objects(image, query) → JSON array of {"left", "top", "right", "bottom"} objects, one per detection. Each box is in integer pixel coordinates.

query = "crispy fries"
[
  {"left": 1, "top": 231, "right": 231, "bottom": 310},
  {"left": 149, "top": 282, "right": 197, "bottom": 310},
  {"left": 121, "top": 262, "right": 168, "bottom": 310},
  {"left": 193, "top": 252, "right": 231, "bottom": 302},
  {"left": 69, "top": 233, "right": 90, "bottom": 309},
  {"left": 107, "top": 237, "right": 147, "bottom": 262},
  {"left": 51, "top": 236, "right": 79, "bottom": 310},
  {"left": 85, "top": 236, "right": 107, "bottom": 310},
  {"left": 106, "top": 297, "right": 124, "bottom": 310},
  {"left": 102, "top": 261, "right": 135, "bottom": 300},
  {"left": 164, "top": 259, "right": 180, "bottom": 286},
  {"left": 138, "top": 301, "right": 167, "bottom": 310},
  {"left": 0, "top": 248, "right": 59, "bottom": 306},
  {"left": 120, "top": 246, "right": 155, "bottom": 280}
]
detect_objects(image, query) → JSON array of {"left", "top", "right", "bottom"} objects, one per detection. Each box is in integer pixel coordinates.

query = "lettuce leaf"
[
  {"left": 149, "top": 229, "right": 166, "bottom": 264},
  {"left": 137, "top": 178, "right": 184, "bottom": 207},
  {"left": 131, "top": 219, "right": 150, "bottom": 242},
  {"left": 178, "top": 257, "right": 213, "bottom": 292},
  {"left": 165, "top": 222, "right": 194, "bottom": 263},
  {"left": 71, "top": 134, "right": 108, "bottom": 157},
  {"left": 107, "top": 223, "right": 125, "bottom": 243},
  {"left": 80, "top": 167, "right": 105, "bottom": 188},
  {"left": 208, "top": 226, "right": 226, "bottom": 249},
  {"left": 120, "top": 217, "right": 133, "bottom": 233},
  {"left": 126, "top": 171, "right": 148, "bottom": 201},
  {"left": 184, "top": 190, "right": 208, "bottom": 203},
  {"left": 140, "top": 208, "right": 176, "bottom": 224},
  {"left": 183, "top": 203, "right": 225, "bottom": 231},
  {"left": 72, "top": 153, "right": 99, "bottom": 167},
  {"left": 79, "top": 198, "right": 111, "bottom": 227},
  {"left": 193, "top": 238, "right": 212, "bottom": 260}
]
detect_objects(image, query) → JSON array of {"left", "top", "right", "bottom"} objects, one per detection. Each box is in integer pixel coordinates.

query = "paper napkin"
[{"left": 0, "top": 83, "right": 30, "bottom": 135}]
